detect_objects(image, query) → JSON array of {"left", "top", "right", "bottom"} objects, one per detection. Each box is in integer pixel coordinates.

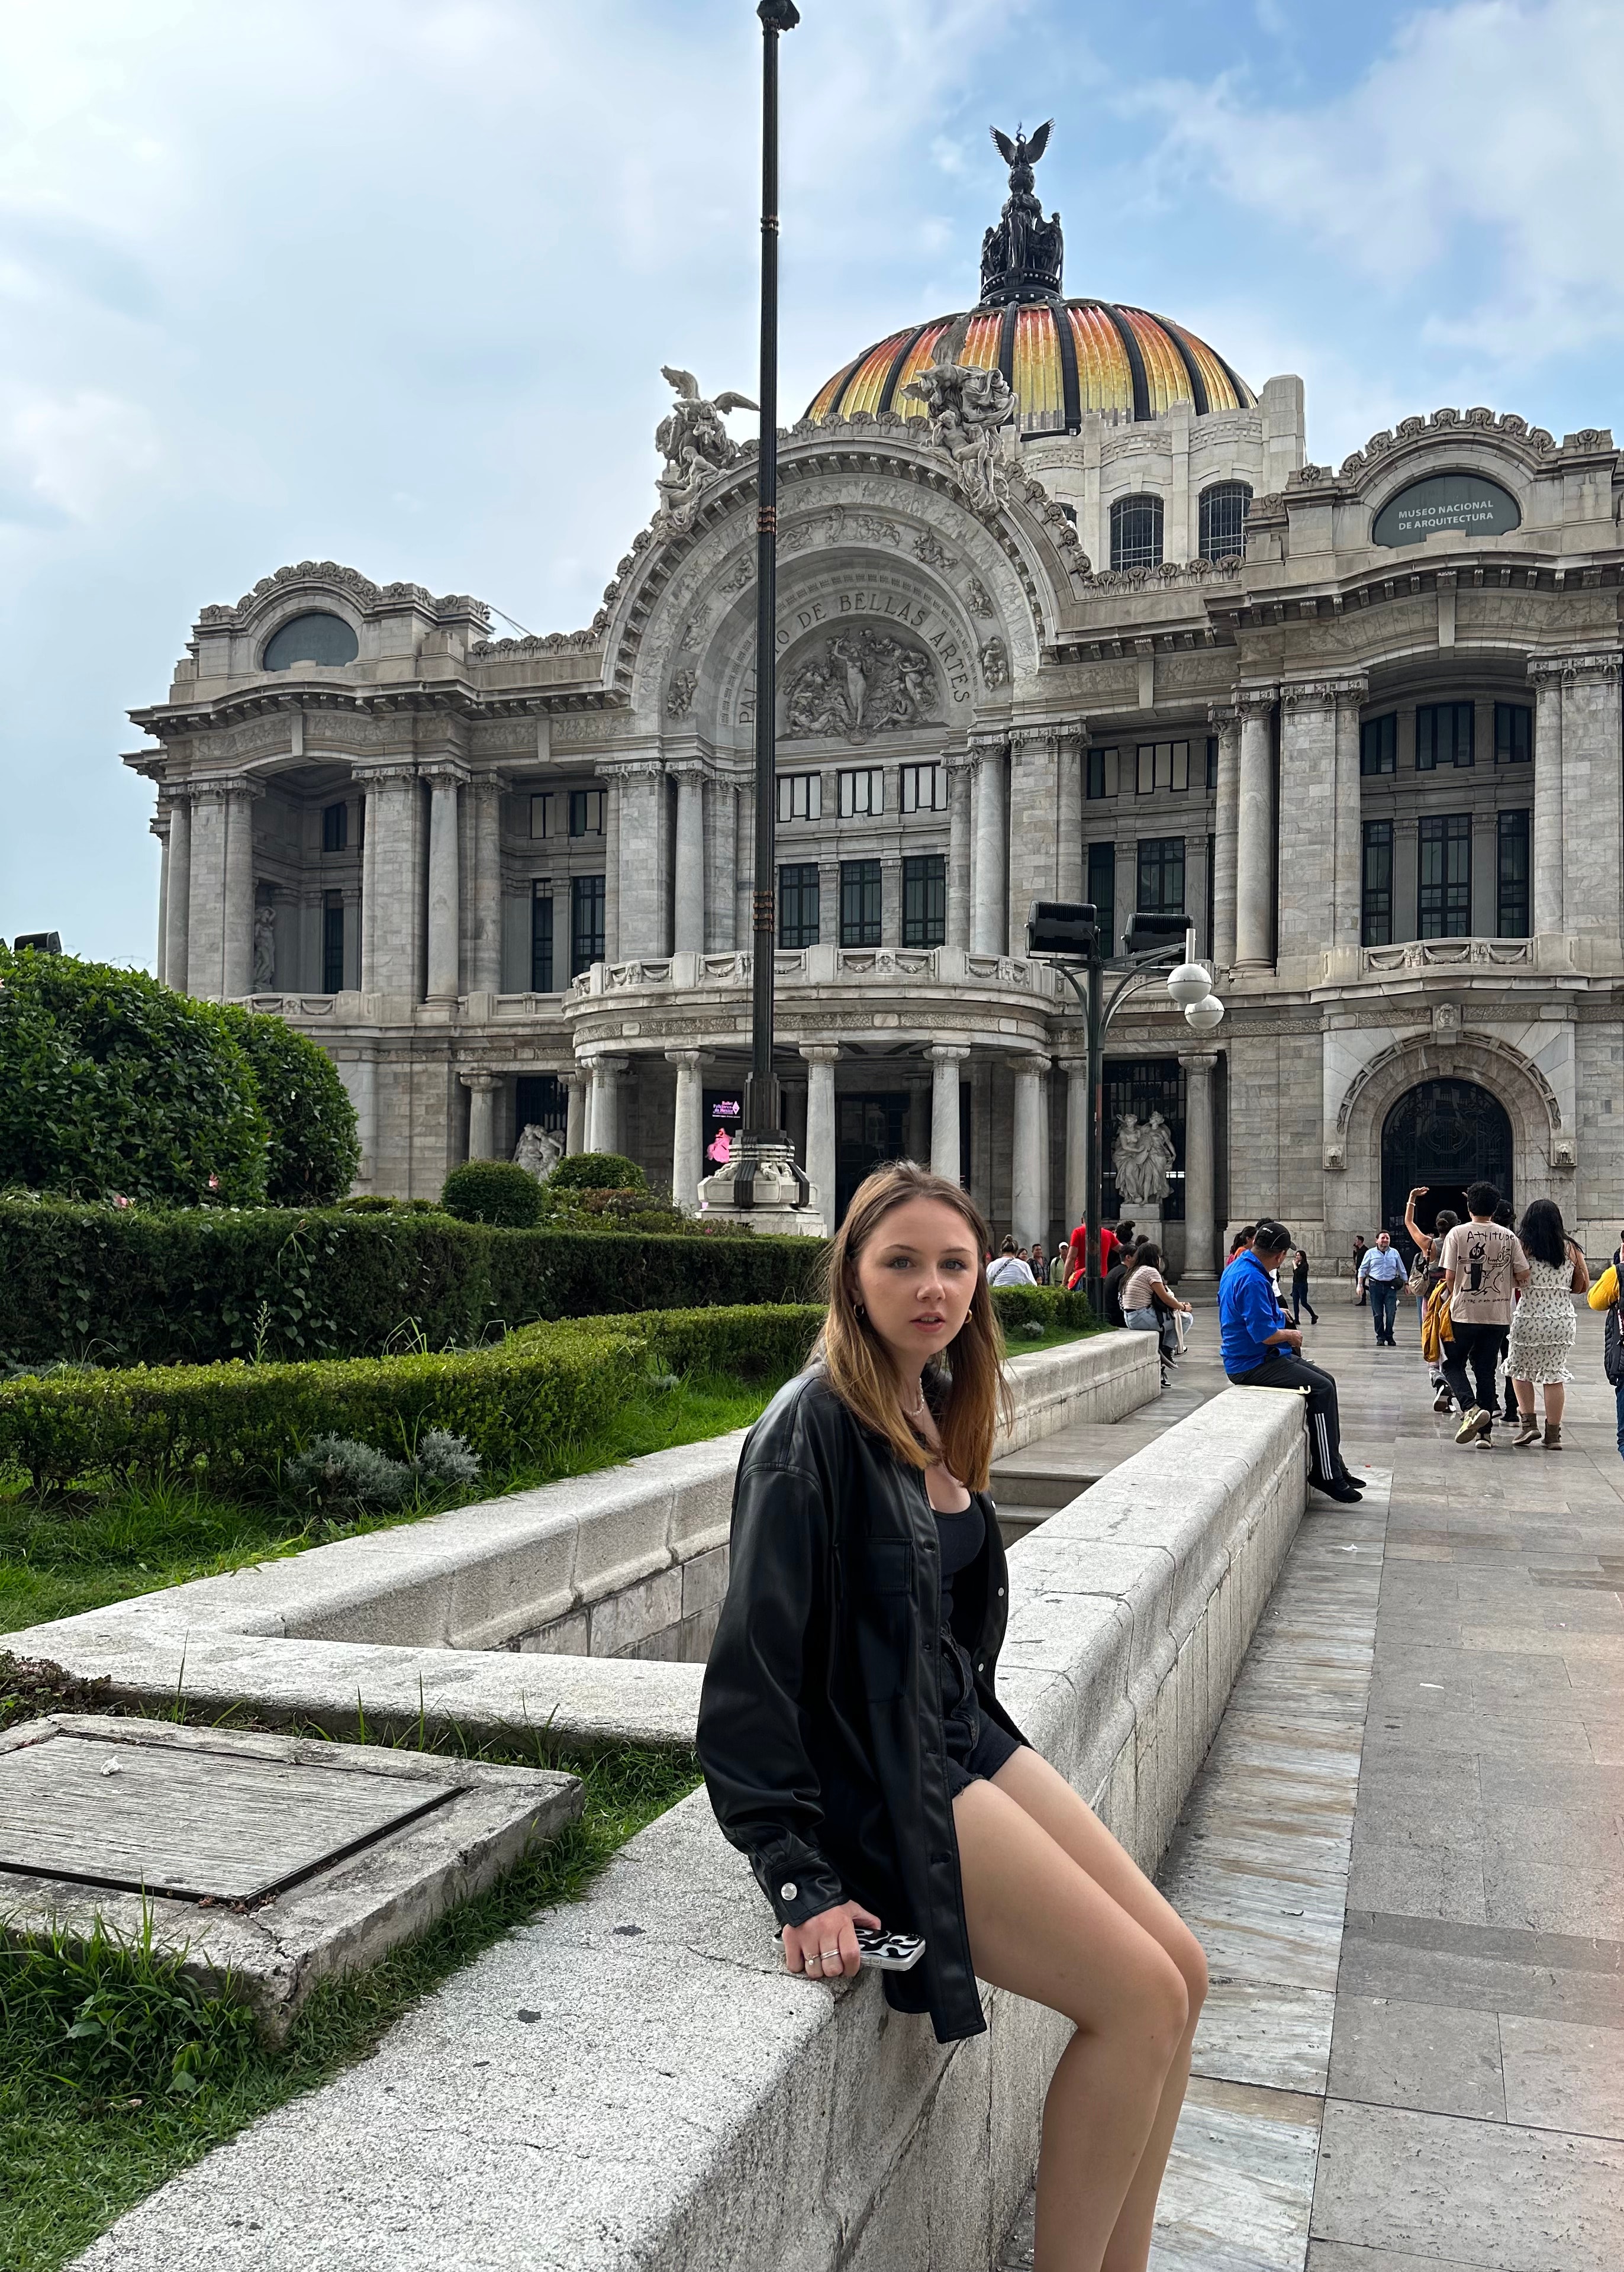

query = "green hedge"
[
  {"left": 0, "top": 1306, "right": 826, "bottom": 1494},
  {"left": 439, "top": 1161, "right": 544, "bottom": 1227},
  {"left": 214, "top": 1005, "right": 360, "bottom": 1206},
  {"left": 988, "top": 1284, "right": 1093, "bottom": 1335},
  {"left": 0, "top": 1201, "right": 825, "bottom": 1369}
]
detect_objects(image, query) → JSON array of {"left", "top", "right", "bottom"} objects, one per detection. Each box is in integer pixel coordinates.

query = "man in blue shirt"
[
  {"left": 1357, "top": 1229, "right": 1408, "bottom": 1348},
  {"left": 1220, "top": 1220, "right": 1363, "bottom": 1503}
]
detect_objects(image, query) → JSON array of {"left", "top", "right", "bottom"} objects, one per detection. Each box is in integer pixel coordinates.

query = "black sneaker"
[{"left": 1313, "top": 1476, "right": 1365, "bottom": 1503}]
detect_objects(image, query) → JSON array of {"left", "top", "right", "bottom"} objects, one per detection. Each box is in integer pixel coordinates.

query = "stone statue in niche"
[
  {"left": 1112, "top": 1110, "right": 1175, "bottom": 1206},
  {"left": 653, "top": 366, "right": 758, "bottom": 537},
  {"left": 979, "top": 636, "right": 1010, "bottom": 689},
  {"left": 901, "top": 314, "right": 1017, "bottom": 515},
  {"left": 252, "top": 903, "right": 276, "bottom": 991},
  {"left": 513, "top": 1124, "right": 563, "bottom": 1182},
  {"left": 781, "top": 630, "right": 940, "bottom": 743}
]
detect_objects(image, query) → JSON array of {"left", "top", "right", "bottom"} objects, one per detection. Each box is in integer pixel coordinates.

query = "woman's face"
[{"left": 850, "top": 1195, "right": 980, "bottom": 1374}]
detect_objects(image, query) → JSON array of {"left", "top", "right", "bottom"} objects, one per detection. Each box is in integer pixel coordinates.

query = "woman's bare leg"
[
  {"left": 1544, "top": 1381, "right": 1566, "bottom": 1426},
  {"left": 988, "top": 1748, "right": 1207, "bottom": 2270},
  {"left": 954, "top": 1777, "right": 1190, "bottom": 2272},
  {"left": 1515, "top": 1375, "right": 1536, "bottom": 1418}
]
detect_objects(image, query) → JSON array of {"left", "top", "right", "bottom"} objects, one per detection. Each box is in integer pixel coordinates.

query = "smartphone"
[{"left": 855, "top": 1926, "right": 926, "bottom": 1973}]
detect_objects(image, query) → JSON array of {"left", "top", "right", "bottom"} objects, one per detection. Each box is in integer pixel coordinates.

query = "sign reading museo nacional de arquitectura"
[{"left": 124, "top": 124, "right": 1624, "bottom": 1274}]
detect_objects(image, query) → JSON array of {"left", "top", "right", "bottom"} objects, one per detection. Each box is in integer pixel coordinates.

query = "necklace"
[{"left": 907, "top": 1383, "right": 927, "bottom": 1419}]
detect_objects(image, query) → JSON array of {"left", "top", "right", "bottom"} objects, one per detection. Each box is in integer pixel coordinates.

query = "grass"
[
  {"left": 0, "top": 1367, "right": 784, "bottom": 1639},
  {"left": 0, "top": 1724, "right": 700, "bottom": 2272}
]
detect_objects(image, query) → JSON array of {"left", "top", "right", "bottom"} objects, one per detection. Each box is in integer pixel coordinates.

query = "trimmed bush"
[
  {"left": 0, "top": 948, "right": 268, "bottom": 1207},
  {"left": 440, "top": 1161, "right": 545, "bottom": 1228},
  {"left": 546, "top": 1152, "right": 646, "bottom": 1194},
  {"left": 988, "top": 1284, "right": 1093, "bottom": 1336},
  {"left": 213, "top": 1005, "right": 360, "bottom": 1205}
]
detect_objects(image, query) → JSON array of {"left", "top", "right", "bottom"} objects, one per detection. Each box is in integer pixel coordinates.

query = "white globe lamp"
[
  {"left": 1184, "top": 994, "right": 1225, "bottom": 1033},
  {"left": 1166, "top": 959, "right": 1214, "bottom": 1008}
]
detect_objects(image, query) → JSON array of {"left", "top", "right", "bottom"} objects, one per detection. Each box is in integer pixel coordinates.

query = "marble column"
[
  {"left": 1060, "top": 1056, "right": 1089, "bottom": 1239},
  {"left": 930, "top": 1045, "right": 968, "bottom": 1184},
  {"left": 969, "top": 745, "right": 1008, "bottom": 956},
  {"left": 1545, "top": 653, "right": 1622, "bottom": 941},
  {"left": 357, "top": 765, "right": 420, "bottom": 994},
  {"left": 1007, "top": 730, "right": 1058, "bottom": 958},
  {"left": 1331, "top": 685, "right": 1366, "bottom": 950},
  {"left": 589, "top": 1054, "right": 630, "bottom": 1156},
  {"left": 563, "top": 1070, "right": 587, "bottom": 1156},
  {"left": 221, "top": 781, "right": 260, "bottom": 1000},
  {"left": 946, "top": 755, "right": 972, "bottom": 949},
  {"left": 1528, "top": 662, "right": 1564, "bottom": 934},
  {"left": 462, "top": 1071, "right": 502, "bottom": 1161},
  {"left": 152, "top": 810, "right": 171, "bottom": 984},
  {"left": 1277, "top": 682, "right": 1348, "bottom": 969},
  {"left": 667, "top": 1049, "right": 704, "bottom": 1212},
  {"left": 162, "top": 790, "right": 192, "bottom": 994},
  {"left": 425, "top": 768, "right": 464, "bottom": 1002},
  {"left": 1182, "top": 1052, "right": 1219, "bottom": 1278},
  {"left": 1056, "top": 729, "right": 1085, "bottom": 904},
  {"left": 1009, "top": 1055, "right": 1051, "bottom": 1249},
  {"left": 468, "top": 776, "right": 504, "bottom": 993},
  {"left": 672, "top": 766, "right": 706, "bottom": 953},
  {"left": 801, "top": 1045, "right": 840, "bottom": 1227},
  {"left": 1208, "top": 706, "right": 1239, "bottom": 967},
  {"left": 614, "top": 764, "right": 665, "bottom": 959},
  {"left": 1234, "top": 689, "right": 1277, "bottom": 969}
]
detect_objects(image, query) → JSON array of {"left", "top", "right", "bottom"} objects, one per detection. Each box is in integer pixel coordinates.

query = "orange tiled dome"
[{"left": 805, "top": 302, "right": 1255, "bottom": 436}]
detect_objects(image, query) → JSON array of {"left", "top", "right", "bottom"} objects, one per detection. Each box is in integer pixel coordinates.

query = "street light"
[{"left": 1027, "top": 900, "right": 1224, "bottom": 1310}]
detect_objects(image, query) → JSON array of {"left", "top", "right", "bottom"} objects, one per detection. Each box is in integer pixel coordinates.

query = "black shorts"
[{"left": 939, "top": 1628, "right": 1023, "bottom": 1800}]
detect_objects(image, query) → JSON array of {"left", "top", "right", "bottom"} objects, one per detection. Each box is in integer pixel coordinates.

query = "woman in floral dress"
[{"left": 1507, "top": 1198, "right": 1590, "bottom": 1449}]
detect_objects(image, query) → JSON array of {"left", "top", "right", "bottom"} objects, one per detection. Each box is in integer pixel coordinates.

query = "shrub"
[
  {"left": 988, "top": 1284, "right": 1093, "bottom": 1337},
  {"left": 212, "top": 1005, "right": 360, "bottom": 1205},
  {"left": 0, "top": 947, "right": 268, "bottom": 1207},
  {"left": 285, "top": 1433, "right": 415, "bottom": 1511},
  {"left": 546, "top": 1152, "right": 647, "bottom": 1194},
  {"left": 440, "top": 1161, "right": 545, "bottom": 1228},
  {"left": 413, "top": 1427, "right": 482, "bottom": 1490}
]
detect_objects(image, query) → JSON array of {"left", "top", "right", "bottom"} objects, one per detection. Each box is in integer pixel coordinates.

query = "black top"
[{"left": 932, "top": 1494, "right": 986, "bottom": 1624}]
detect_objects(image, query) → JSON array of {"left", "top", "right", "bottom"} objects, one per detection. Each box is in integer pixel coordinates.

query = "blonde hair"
[{"left": 819, "top": 1159, "right": 1011, "bottom": 1490}]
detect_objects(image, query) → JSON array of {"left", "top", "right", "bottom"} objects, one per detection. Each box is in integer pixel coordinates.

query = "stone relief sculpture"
[
  {"left": 666, "top": 668, "right": 698, "bottom": 720},
  {"left": 253, "top": 903, "right": 276, "bottom": 990},
  {"left": 979, "top": 636, "right": 1010, "bottom": 689},
  {"left": 513, "top": 1124, "right": 563, "bottom": 1181},
  {"left": 1112, "top": 1110, "right": 1175, "bottom": 1206},
  {"left": 653, "top": 366, "right": 758, "bottom": 537},
  {"left": 781, "top": 629, "right": 940, "bottom": 742},
  {"left": 901, "top": 313, "right": 1018, "bottom": 515},
  {"left": 980, "top": 122, "right": 1064, "bottom": 304}
]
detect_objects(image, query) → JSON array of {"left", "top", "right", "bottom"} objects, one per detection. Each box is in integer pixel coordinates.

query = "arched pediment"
[{"left": 1329, "top": 1030, "right": 1568, "bottom": 1209}]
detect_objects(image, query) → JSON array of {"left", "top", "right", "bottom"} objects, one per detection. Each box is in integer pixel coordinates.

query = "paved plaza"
[{"left": 1001, "top": 1294, "right": 1624, "bottom": 2271}]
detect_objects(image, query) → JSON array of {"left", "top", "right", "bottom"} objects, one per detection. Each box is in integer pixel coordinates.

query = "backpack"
[
  {"left": 1421, "top": 1280, "right": 1454, "bottom": 1365},
  {"left": 1606, "top": 1252, "right": 1624, "bottom": 1387}
]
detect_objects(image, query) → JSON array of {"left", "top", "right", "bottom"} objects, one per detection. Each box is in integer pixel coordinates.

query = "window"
[
  {"left": 1110, "top": 494, "right": 1164, "bottom": 571},
  {"left": 900, "top": 763, "right": 946, "bottom": 813},
  {"left": 1136, "top": 837, "right": 1185, "bottom": 915},
  {"left": 1361, "top": 714, "right": 1397, "bottom": 776},
  {"left": 1495, "top": 702, "right": 1532, "bottom": 764},
  {"left": 1135, "top": 741, "right": 1192, "bottom": 795},
  {"left": 1198, "top": 481, "right": 1252, "bottom": 562},
  {"left": 1087, "top": 747, "right": 1120, "bottom": 800},
  {"left": 1419, "top": 813, "right": 1472, "bottom": 936},
  {"left": 838, "top": 768, "right": 885, "bottom": 818},
  {"left": 1205, "top": 736, "right": 1219, "bottom": 792},
  {"left": 321, "top": 800, "right": 348, "bottom": 853},
  {"left": 778, "top": 863, "right": 820, "bottom": 949},
  {"left": 1087, "top": 842, "right": 1116, "bottom": 958},
  {"left": 903, "top": 854, "right": 946, "bottom": 947},
  {"left": 1416, "top": 702, "right": 1474, "bottom": 770},
  {"left": 531, "top": 886, "right": 554, "bottom": 992},
  {"left": 1361, "top": 820, "right": 1393, "bottom": 946},
  {"left": 262, "top": 611, "right": 358, "bottom": 671},
  {"left": 776, "top": 772, "right": 822, "bottom": 822},
  {"left": 322, "top": 901, "right": 345, "bottom": 992},
  {"left": 568, "top": 788, "right": 605, "bottom": 837},
  {"left": 529, "top": 792, "right": 555, "bottom": 839},
  {"left": 1497, "top": 809, "right": 1530, "bottom": 937},
  {"left": 569, "top": 873, "right": 605, "bottom": 975},
  {"left": 839, "top": 858, "right": 882, "bottom": 946}
]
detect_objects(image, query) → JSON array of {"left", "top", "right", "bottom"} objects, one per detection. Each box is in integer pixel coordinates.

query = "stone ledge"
[{"left": 70, "top": 1385, "right": 1305, "bottom": 2272}]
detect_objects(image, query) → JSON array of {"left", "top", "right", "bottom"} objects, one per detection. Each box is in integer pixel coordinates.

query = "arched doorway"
[{"left": 1380, "top": 1079, "right": 1513, "bottom": 1251}]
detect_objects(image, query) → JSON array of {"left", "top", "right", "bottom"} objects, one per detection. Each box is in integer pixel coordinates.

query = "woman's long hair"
[
  {"left": 819, "top": 1160, "right": 1011, "bottom": 1490},
  {"left": 1517, "top": 1196, "right": 1569, "bottom": 1269}
]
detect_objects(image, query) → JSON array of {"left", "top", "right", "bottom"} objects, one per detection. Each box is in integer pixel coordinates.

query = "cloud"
[
  {"left": 0, "top": 387, "right": 160, "bottom": 524},
  {"left": 1140, "top": 0, "right": 1624, "bottom": 365}
]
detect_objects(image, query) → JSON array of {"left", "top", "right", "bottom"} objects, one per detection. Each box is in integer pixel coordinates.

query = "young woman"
[
  {"left": 1120, "top": 1242, "right": 1191, "bottom": 1381},
  {"left": 1289, "top": 1249, "right": 1319, "bottom": 1327},
  {"left": 1507, "top": 1198, "right": 1589, "bottom": 1449},
  {"left": 1403, "top": 1191, "right": 1459, "bottom": 1412},
  {"left": 698, "top": 1162, "right": 1206, "bottom": 2272}
]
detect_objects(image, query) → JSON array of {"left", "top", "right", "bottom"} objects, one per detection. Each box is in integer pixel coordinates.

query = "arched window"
[
  {"left": 262, "top": 611, "right": 359, "bottom": 671},
  {"left": 1110, "top": 494, "right": 1164, "bottom": 572},
  {"left": 1198, "top": 481, "right": 1252, "bottom": 563}
]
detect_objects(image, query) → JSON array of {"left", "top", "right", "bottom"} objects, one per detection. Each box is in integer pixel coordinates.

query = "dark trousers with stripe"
[{"left": 1229, "top": 1352, "right": 1350, "bottom": 1485}]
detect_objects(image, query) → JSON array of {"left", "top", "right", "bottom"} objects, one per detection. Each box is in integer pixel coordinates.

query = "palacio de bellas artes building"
[{"left": 125, "top": 123, "right": 1624, "bottom": 1275}]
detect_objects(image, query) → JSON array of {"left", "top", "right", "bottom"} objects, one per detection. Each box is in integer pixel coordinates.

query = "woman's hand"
[{"left": 782, "top": 1900, "right": 880, "bottom": 1981}]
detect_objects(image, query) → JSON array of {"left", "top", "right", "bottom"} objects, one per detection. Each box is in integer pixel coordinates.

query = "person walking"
[
  {"left": 1507, "top": 1200, "right": 1588, "bottom": 1448},
  {"left": 1438, "top": 1183, "right": 1530, "bottom": 1449},
  {"left": 1404, "top": 1192, "right": 1460, "bottom": 1411},
  {"left": 1352, "top": 1233, "right": 1368, "bottom": 1304},
  {"left": 1220, "top": 1222, "right": 1363, "bottom": 1501},
  {"left": 1289, "top": 1248, "right": 1319, "bottom": 1327},
  {"left": 698, "top": 1162, "right": 1207, "bottom": 2272},
  {"left": 1357, "top": 1231, "right": 1407, "bottom": 1346},
  {"left": 1585, "top": 1231, "right": 1624, "bottom": 1462},
  {"left": 987, "top": 1235, "right": 1036, "bottom": 1287}
]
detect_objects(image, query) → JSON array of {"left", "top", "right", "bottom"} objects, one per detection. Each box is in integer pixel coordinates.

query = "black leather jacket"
[{"left": 697, "top": 1367, "right": 1026, "bottom": 2044}]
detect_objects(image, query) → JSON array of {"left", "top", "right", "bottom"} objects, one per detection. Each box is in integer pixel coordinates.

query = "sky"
[{"left": 5, "top": 0, "right": 1624, "bottom": 968}]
